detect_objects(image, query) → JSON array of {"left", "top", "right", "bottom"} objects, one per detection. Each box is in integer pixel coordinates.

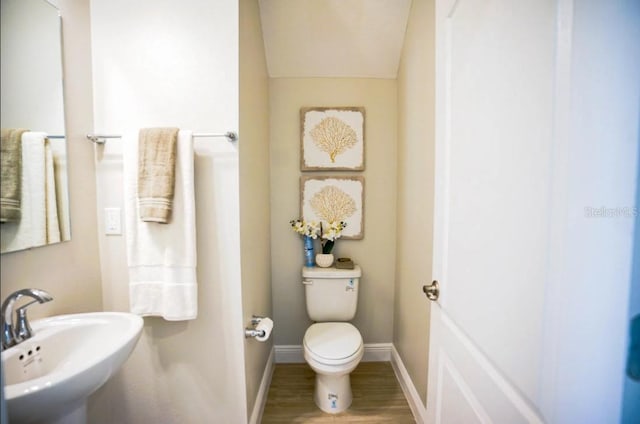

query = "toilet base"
[{"left": 314, "top": 372, "right": 352, "bottom": 414}]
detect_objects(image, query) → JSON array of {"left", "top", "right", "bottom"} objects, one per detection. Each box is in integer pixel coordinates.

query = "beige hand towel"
[
  {"left": 137, "top": 127, "right": 179, "bottom": 223},
  {"left": 1, "top": 128, "right": 28, "bottom": 222},
  {"left": 0, "top": 132, "right": 47, "bottom": 252}
]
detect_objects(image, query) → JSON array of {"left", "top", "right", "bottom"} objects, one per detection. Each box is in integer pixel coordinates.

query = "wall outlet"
[{"left": 104, "top": 207, "right": 122, "bottom": 235}]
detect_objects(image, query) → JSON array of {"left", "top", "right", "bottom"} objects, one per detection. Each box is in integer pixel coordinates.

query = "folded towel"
[
  {"left": 49, "top": 138, "right": 70, "bottom": 240},
  {"left": 45, "top": 139, "right": 61, "bottom": 244},
  {"left": 124, "top": 130, "right": 197, "bottom": 320},
  {"left": 137, "top": 127, "right": 179, "bottom": 223},
  {"left": 1, "top": 128, "right": 28, "bottom": 222},
  {"left": 0, "top": 132, "right": 47, "bottom": 252}
]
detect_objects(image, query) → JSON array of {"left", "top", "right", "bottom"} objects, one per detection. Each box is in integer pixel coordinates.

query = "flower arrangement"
[
  {"left": 320, "top": 221, "right": 347, "bottom": 254},
  {"left": 290, "top": 219, "right": 320, "bottom": 267},
  {"left": 290, "top": 219, "right": 347, "bottom": 267},
  {"left": 289, "top": 219, "right": 320, "bottom": 238}
]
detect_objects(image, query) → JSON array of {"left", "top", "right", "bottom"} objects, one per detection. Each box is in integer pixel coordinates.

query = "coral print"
[
  {"left": 301, "top": 107, "right": 365, "bottom": 171},
  {"left": 310, "top": 117, "right": 357, "bottom": 163},
  {"left": 310, "top": 185, "right": 356, "bottom": 223},
  {"left": 301, "top": 176, "right": 364, "bottom": 239}
]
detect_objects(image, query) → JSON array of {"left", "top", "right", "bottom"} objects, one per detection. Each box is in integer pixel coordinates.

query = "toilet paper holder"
[
  {"left": 245, "top": 315, "right": 269, "bottom": 339},
  {"left": 245, "top": 328, "right": 265, "bottom": 338}
]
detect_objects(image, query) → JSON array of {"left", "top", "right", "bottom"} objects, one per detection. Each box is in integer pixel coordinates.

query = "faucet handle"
[{"left": 14, "top": 302, "right": 38, "bottom": 343}]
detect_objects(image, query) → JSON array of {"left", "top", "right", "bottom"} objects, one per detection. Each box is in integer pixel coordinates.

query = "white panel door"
[
  {"left": 426, "top": 0, "right": 639, "bottom": 422},
  {"left": 427, "top": 0, "right": 557, "bottom": 422}
]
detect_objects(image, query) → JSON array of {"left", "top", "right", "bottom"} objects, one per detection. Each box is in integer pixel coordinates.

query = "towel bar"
[{"left": 86, "top": 131, "right": 238, "bottom": 144}]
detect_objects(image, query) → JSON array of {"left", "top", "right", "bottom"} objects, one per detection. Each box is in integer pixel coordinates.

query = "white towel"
[
  {"left": 123, "top": 129, "right": 197, "bottom": 320},
  {"left": 45, "top": 140, "right": 61, "bottom": 244},
  {"left": 1, "top": 132, "right": 47, "bottom": 252},
  {"left": 49, "top": 138, "right": 70, "bottom": 240}
]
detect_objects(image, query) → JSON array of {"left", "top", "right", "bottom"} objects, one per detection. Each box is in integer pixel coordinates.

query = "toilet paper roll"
[{"left": 255, "top": 317, "right": 273, "bottom": 342}]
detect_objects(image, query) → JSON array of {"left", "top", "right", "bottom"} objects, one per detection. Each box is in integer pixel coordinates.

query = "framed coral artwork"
[
  {"left": 300, "top": 176, "right": 364, "bottom": 239},
  {"left": 300, "top": 107, "right": 365, "bottom": 171}
]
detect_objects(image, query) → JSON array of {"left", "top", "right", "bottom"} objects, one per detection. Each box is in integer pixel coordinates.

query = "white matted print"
[
  {"left": 301, "top": 107, "right": 365, "bottom": 171},
  {"left": 301, "top": 176, "right": 364, "bottom": 239}
]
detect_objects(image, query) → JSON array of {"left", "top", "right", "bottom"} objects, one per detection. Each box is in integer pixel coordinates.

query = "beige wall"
[
  {"left": 239, "top": 0, "right": 272, "bottom": 420},
  {"left": 394, "top": 0, "right": 435, "bottom": 405},
  {"left": 0, "top": 0, "right": 103, "bottom": 319},
  {"left": 270, "top": 78, "right": 397, "bottom": 345}
]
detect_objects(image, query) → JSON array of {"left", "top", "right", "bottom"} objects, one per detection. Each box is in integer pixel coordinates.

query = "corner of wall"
[
  {"left": 239, "top": 0, "right": 273, "bottom": 419},
  {"left": 393, "top": 0, "right": 435, "bottom": 406}
]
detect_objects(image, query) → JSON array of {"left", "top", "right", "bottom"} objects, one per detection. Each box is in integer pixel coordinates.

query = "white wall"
[
  {"left": 269, "top": 78, "right": 397, "bottom": 346},
  {"left": 88, "top": 1, "right": 248, "bottom": 422},
  {"left": 395, "top": 0, "right": 435, "bottom": 406}
]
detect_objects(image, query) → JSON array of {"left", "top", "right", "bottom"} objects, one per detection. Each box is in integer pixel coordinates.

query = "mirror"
[{"left": 1, "top": 0, "right": 71, "bottom": 253}]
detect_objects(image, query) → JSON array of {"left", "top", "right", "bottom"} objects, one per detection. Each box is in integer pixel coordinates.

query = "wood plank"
[{"left": 262, "top": 362, "right": 416, "bottom": 423}]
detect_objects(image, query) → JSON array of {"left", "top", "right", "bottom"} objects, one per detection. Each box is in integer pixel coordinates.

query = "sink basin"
[{"left": 2, "top": 312, "right": 143, "bottom": 424}]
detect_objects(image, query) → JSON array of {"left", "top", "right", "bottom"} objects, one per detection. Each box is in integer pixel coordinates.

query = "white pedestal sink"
[{"left": 1, "top": 312, "right": 143, "bottom": 424}]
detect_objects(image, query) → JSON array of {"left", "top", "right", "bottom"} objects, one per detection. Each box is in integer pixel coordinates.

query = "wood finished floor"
[{"left": 261, "top": 362, "right": 416, "bottom": 423}]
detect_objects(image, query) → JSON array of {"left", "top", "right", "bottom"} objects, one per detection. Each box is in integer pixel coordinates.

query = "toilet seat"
[{"left": 303, "top": 322, "right": 363, "bottom": 366}]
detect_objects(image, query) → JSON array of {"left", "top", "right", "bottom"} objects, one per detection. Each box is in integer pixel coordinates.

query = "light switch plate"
[{"left": 104, "top": 207, "right": 122, "bottom": 235}]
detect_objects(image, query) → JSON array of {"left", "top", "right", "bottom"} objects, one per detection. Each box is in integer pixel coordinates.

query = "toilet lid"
[{"left": 303, "top": 322, "right": 362, "bottom": 361}]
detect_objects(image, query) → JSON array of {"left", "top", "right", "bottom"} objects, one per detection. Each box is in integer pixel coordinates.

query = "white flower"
[
  {"left": 290, "top": 219, "right": 347, "bottom": 250},
  {"left": 291, "top": 221, "right": 305, "bottom": 235},
  {"left": 306, "top": 221, "right": 320, "bottom": 238},
  {"left": 321, "top": 221, "right": 346, "bottom": 241},
  {"left": 290, "top": 219, "right": 320, "bottom": 238}
]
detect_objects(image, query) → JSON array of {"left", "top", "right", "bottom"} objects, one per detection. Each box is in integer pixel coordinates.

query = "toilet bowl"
[{"left": 303, "top": 322, "right": 364, "bottom": 413}]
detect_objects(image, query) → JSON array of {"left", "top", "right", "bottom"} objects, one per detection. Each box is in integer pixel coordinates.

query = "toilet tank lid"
[{"left": 303, "top": 265, "right": 361, "bottom": 278}]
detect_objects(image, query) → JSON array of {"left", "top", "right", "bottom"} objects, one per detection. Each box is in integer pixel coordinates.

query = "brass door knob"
[{"left": 423, "top": 280, "right": 440, "bottom": 301}]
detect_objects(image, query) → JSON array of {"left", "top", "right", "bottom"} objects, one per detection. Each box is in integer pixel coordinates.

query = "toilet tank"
[{"left": 302, "top": 265, "right": 361, "bottom": 321}]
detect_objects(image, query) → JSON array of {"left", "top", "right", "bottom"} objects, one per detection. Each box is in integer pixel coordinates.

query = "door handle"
[{"left": 423, "top": 280, "right": 440, "bottom": 301}]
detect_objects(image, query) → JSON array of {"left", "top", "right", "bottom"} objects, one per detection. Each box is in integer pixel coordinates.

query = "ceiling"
[{"left": 258, "top": 0, "right": 412, "bottom": 79}]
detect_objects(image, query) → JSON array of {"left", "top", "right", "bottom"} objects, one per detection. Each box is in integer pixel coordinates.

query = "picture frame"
[
  {"left": 300, "top": 176, "right": 364, "bottom": 240},
  {"left": 300, "top": 107, "right": 365, "bottom": 171}
]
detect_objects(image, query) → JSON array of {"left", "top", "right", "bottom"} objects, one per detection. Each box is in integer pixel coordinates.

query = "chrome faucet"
[{"left": 1, "top": 288, "right": 53, "bottom": 350}]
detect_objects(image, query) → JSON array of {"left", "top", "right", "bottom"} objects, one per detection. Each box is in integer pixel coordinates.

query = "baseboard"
[
  {"left": 362, "top": 343, "right": 392, "bottom": 361},
  {"left": 390, "top": 345, "right": 427, "bottom": 424},
  {"left": 274, "top": 345, "right": 306, "bottom": 363},
  {"left": 249, "top": 347, "right": 275, "bottom": 424},
  {"left": 275, "top": 343, "right": 392, "bottom": 363}
]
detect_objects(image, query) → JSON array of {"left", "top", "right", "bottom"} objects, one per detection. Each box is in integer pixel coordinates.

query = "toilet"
[{"left": 302, "top": 265, "right": 363, "bottom": 414}]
